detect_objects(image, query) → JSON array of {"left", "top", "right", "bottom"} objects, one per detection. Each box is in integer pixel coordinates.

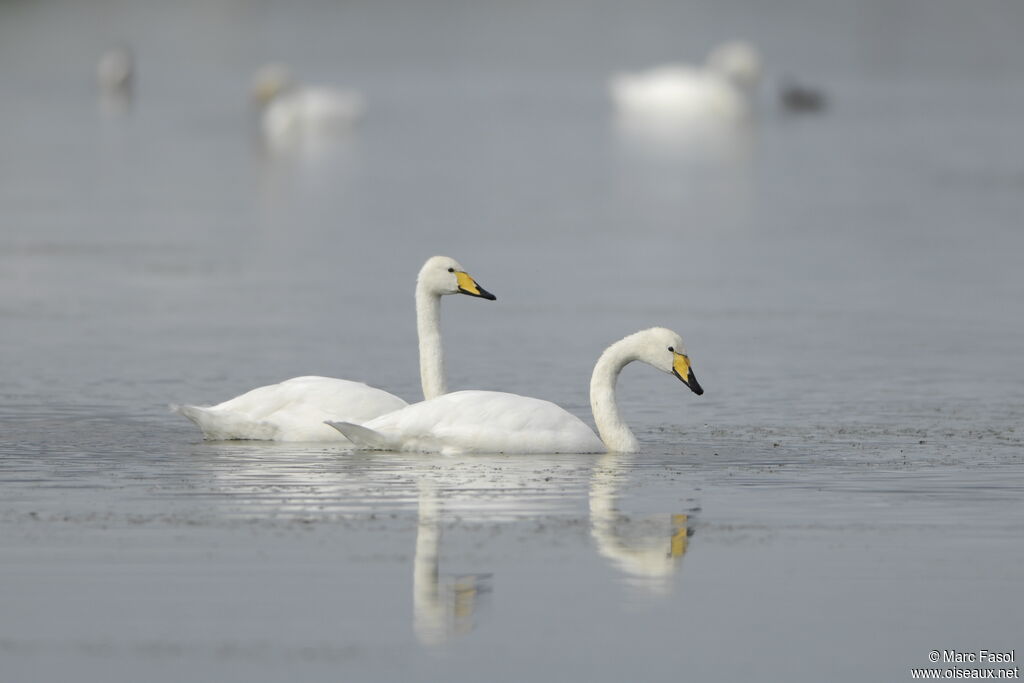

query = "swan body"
[
  {"left": 262, "top": 87, "right": 366, "bottom": 140},
  {"left": 175, "top": 377, "right": 405, "bottom": 442},
  {"left": 175, "top": 256, "right": 496, "bottom": 441},
  {"left": 334, "top": 391, "right": 606, "bottom": 455},
  {"left": 252, "top": 64, "right": 366, "bottom": 142},
  {"left": 329, "top": 327, "right": 703, "bottom": 454},
  {"left": 610, "top": 41, "right": 761, "bottom": 122}
]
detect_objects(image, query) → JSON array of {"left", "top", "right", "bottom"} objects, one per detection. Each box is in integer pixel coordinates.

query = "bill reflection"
[
  {"left": 589, "top": 454, "right": 695, "bottom": 595},
  {"left": 414, "top": 481, "right": 491, "bottom": 647}
]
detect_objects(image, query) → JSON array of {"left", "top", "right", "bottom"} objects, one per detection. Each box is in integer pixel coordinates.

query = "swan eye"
[
  {"left": 667, "top": 346, "right": 674, "bottom": 352},
  {"left": 447, "top": 267, "right": 454, "bottom": 273}
]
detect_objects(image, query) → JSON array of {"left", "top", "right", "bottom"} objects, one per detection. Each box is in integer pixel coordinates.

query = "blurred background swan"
[
  {"left": 251, "top": 63, "right": 366, "bottom": 149},
  {"left": 610, "top": 41, "right": 761, "bottom": 160},
  {"left": 610, "top": 41, "right": 761, "bottom": 124},
  {"left": 97, "top": 45, "right": 134, "bottom": 95},
  {"left": 96, "top": 45, "right": 134, "bottom": 114}
]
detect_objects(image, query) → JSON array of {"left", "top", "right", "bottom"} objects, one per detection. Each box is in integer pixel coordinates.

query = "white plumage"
[
  {"left": 174, "top": 256, "right": 496, "bottom": 441},
  {"left": 174, "top": 377, "right": 404, "bottom": 442},
  {"left": 250, "top": 64, "right": 365, "bottom": 145},
  {"left": 610, "top": 41, "right": 761, "bottom": 123},
  {"left": 328, "top": 327, "right": 703, "bottom": 454},
  {"left": 261, "top": 86, "right": 366, "bottom": 141},
  {"left": 339, "top": 391, "right": 606, "bottom": 455}
]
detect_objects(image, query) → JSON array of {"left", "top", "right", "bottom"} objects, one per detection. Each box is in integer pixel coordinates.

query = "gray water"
[{"left": 2, "top": 0, "right": 1023, "bottom": 680}]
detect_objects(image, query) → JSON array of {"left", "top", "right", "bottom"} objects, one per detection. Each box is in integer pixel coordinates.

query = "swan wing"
[
  {"left": 263, "top": 87, "right": 364, "bottom": 138},
  {"left": 177, "top": 376, "right": 408, "bottom": 441},
  {"left": 611, "top": 65, "right": 744, "bottom": 120},
  {"left": 324, "top": 421, "right": 399, "bottom": 450}
]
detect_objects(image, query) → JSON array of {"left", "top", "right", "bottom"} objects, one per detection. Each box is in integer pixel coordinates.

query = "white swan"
[
  {"left": 327, "top": 327, "right": 703, "bottom": 454},
  {"left": 97, "top": 46, "right": 134, "bottom": 95},
  {"left": 251, "top": 64, "right": 366, "bottom": 143},
  {"left": 174, "top": 256, "right": 496, "bottom": 441},
  {"left": 610, "top": 41, "right": 761, "bottom": 123}
]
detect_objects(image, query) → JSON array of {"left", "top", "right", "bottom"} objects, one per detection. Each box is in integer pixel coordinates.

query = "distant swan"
[
  {"left": 174, "top": 256, "right": 496, "bottom": 441},
  {"left": 610, "top": 41, "right": 761, "bottom": 122},
  {"left": 97, "top": 46, "right": 135, "bottom": 96},
  {"left": 327, "top": 327, "right": 703, "bottom": 454},
  {"left": 251, "top": 64, "right": 366, "bottom": 143}
]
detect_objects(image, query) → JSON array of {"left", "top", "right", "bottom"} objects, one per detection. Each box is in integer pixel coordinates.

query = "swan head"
[
  {"left": 705, "top": 41, "right": 761, "bottom": 89},
  {"left": 97, "top": 46, "right": 135, "bottom": 94},
  {"left": 251, "top": 63, "right": 294, "bottom": 105},
  {"left": 635, "top": 327, "right": 703, "bottom": 395},
  {"left": 418, "top": 256, "right": 496, "bottom": 300}
]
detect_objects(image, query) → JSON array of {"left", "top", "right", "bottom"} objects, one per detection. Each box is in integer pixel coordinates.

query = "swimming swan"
[
  {"left": 174, "top": 256, "right": 496, "bottom": 441},
  {"left": 97, "top": 46, "right": 134, "bottom": 96},
  {"left": 251, "top": 64, "right": 366, "bottom": 143},
  {"left": 327, "top": 327, "right": 703, "bottom": 454},
  {"left": 610, "top": 41, "right": 761, "bottom": 122}
]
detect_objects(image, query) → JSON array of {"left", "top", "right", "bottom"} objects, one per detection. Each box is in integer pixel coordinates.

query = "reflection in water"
[
  {"left": 98, "top": 89, "right": 133, "bottom": 118},
  {"left": 194, "top": 449, "right": 490, "bottom": 646},
  {"left": 613, "top": 108, "right": 755, "bottom": 167},
  {"left": 414, "top": 481, "right": 491, "bottom": 646},
  {"left": 612, "top": 109, "right": 757, "bottom": 238},
  {"left": 190, "top": 443, "right": 394, "bottom": 518},
  {"left": 589, "top": 454, "right": 694, "bottom": 595},
  {"left": 253, "top": 129, "right": 361, "bottom": 216},
  {"left": 192, "top": 446, "right": 696, "bottom": 632}
]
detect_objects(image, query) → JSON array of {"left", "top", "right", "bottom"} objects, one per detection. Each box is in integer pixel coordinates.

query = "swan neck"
[
  {"left": 417, "top": 286, "right": 445, "bottom": 400},
  {"left": 589, "top": 340, "right": 639, "bottom": 453}
]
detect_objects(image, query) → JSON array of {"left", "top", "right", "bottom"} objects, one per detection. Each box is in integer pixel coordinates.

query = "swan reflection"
[
  {"left": 614, "top": 111, "right": 754, "bottom": 165},
  {"left": 589, "top": 453, "right": 695, "bottom": 595},
  {"left": 413, "top": 480, "right": 491, "bottom": 646},
  {"left": 188, "top": 444, "right": 688, "bottom": 631}
]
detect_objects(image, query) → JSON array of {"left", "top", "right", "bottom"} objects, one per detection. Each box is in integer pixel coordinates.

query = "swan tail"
[
  {"left": 324, "top": 421, "right": 395, "bottom": 450},
  {"left": 172, "top": 403, "right": 277, "bottom": 441}
]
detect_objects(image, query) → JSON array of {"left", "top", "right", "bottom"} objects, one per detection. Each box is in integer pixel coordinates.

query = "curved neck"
[
  {"left": 417, "top": 286, "right": 445, "bottom": 400},
  {"left": 589, "top": 339, "right": 640, "bottom": 453}
]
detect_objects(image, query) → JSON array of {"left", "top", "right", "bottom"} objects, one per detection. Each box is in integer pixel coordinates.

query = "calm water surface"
[{"left": 1, "top": 0, "right": 1023, "bottom": 681}]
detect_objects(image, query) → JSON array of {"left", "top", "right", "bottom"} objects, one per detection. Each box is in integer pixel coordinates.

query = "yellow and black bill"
[
  {"left": 672, "top": 353, "right": 704, "bottom": 395},
  {"left": 455, "top": 271, "right": 497, "bottom": 300}
]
